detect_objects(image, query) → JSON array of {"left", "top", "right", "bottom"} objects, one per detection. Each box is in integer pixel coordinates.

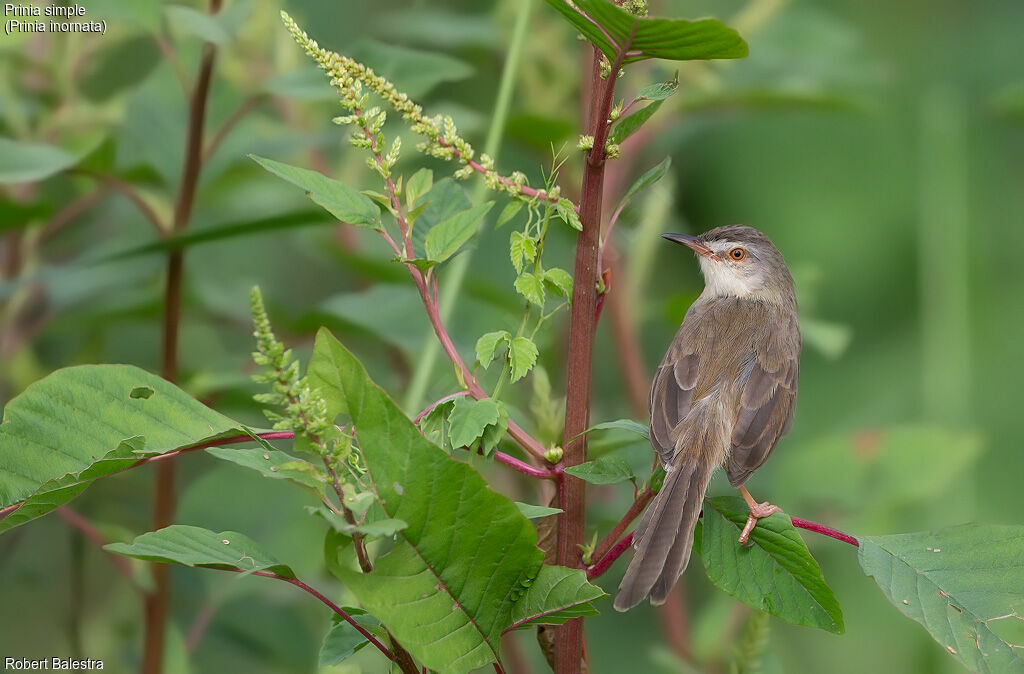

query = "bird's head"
[{"left": 663, "top": 225, "right": 795, "bottom": 304}]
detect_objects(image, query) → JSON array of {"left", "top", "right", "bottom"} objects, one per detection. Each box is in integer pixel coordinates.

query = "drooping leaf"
[
  {"left": 555, "top": 198, "right": 582, "bottom": 231},
  {"left": 564, "top": 456, "right": 635, "bottom": 485},
  {"left": 496, "top": 200, "right": 524, "bottom": 228},
  {"left": 448, "top": 397, "right": 502, "bottom": 449},
  {"left": 105, "top": 525, "right": 295, "bottom": 578},
  {"left": 476, "top": 331, "right": 511, "bottom": 369},
  {"left": 0, "top": 137, "right": 78, "bottom": 184},
  {"left": 544, "top": 0, "right": 747, "bottom": 64},
  {"left": 584, "top": 419, "right": 650, "bottom": 440},
  {"left": 514, "top": 272, "right": 546, "bottom": 306},
  {"left": 506, "top": 566, "right": 607, "bottom": 630},
  {"left": 250, "top": 155, "right": 379, "bottom": 227},
  {"left": 635, "top": 74, "right": 680, "bottom": 102},
  {"left": 700, "top": 496, "right": 844, "bottom": 634},
  {"left": 319, "top": 612, "right": 382, "bottom": 667},
  {"left": 204, "top": 446, "right": 326, "bottom": 494},
  {"left": 859, "top": 525, "right": 1024, "bottom": 673},
  {"left": 0, "top": 366, "right": 241, "bottom": 534},
  {"left": 509, "top": 336, "right": 539, "bottom": 383},
  {"left": 542, "top": 268, "right": 573, "bottom": 300},
  {"left": 310, "top": 329, "right": 598, "bottom": 673},
  {"left": 514, "top": 503, "right": 563, "bottom": 520},
  {"left": 618, "top": 157, "right": 672, "bottom": 212},
  {"left": 424, "top": 202, "right": 494, "bottom": 262},
  {"left": 509, "top": 231, "right": 537, "bottom": 274}
]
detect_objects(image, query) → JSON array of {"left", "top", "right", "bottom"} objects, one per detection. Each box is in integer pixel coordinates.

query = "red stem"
[
  {"left": 56, "top": 507, "right": 139, "bottom": 590},
  {"left": 791, "top": 516, "right": 860, "bottom": 547}
]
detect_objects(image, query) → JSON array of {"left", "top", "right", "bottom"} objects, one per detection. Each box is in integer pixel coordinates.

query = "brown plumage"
[{"left": 614, "top": 226, "right": 800, "bottom": 611}]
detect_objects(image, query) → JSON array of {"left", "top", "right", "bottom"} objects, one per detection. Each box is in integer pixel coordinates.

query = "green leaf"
[
  {"left": 701, "top": 496, "right": 844, "bottom": 634},
  {"left": 79, "top": 35, "right": 162, "bottom": 102},
  {"left": 544, "top": 0, "right": 747, "bottom": 64},
  {"left": 411, "top": 179, "right": 472, "bottom": 258},
  {"left": 564, "top": 456, "right": 634, "bottom": 485},
  {"left": 509, "top": 336, "right": 539, "bottom": 383},
  {"left": 480, "top": 404, "right": 509, "bottom": 458},
  {"left": 555, "top": 198, "right": 582, "bottom": 231},
  {"left": 204, "top": 446, "right": 326, "bottom": 493},
  {"left": 308, "top": 330, "right": 549, "bottom": 673},
  {"left": 514, "top": 272, "right": 546, "bottom": 307},
  {"left": 424, "top": 202, "right": 494, "bottom": 262},
  {"left": 250, "top": 155, "right": 379, "bottom": 227},
  {"left": 618, "top": 157, "right": 672, "bottom": 212},
  {"left": 318, "top": 285, "right": 432, "bottom": 355},
  {"left": 509, "top": 231, "right": 537, "bottom": 274},
  {"left": 476, "top": 331, "right": 511, "bottom": 369},
  {"left": 0, "top": 366, "right": 241, "bottom": 534},
  {"left": 496, "top": 200, "right": 524, "bottom": 228},
  {"left": 164, "top": 5, "right": 232, "bottom": 45},
  {"left": 405, "top": 168, "right": 433, "bottom": 212},
  {"left": 636, "top": 74, "right": 680, "bottom": 102},
  {"left": 584, "top": 419, "right": 650, "bottom": 440},
  {"left": 542, "top": 268, "right": 573, "bottom": 300},
  {"left": 418, "top": 399, "right": 456, "bottom": 450},
  {"left": 0, "top": 137, "right": 78, "bottom": 184},
  {"left": 105, "top": 525, "right": 295, "bottom": 577},
  {"left": 610, "top": 100, "right": 664, "bottom": 145},
  {"left": 448, "top": 397, "right": 502, "bottom": 449},
  {"left": 319, "top": 613, "right": 381, "bottom": 667},
  {"left": 348, "top": 40, "right": 473, "bottom": 98},
  {"left": 859, "top": 525, "right": 1024, "bottom": 673},
  {"left": 507, "top": 566, "right": 607, "bottom": 630},
  {"left": 514, "top": 503, "right": 563, "bottom": 520}
]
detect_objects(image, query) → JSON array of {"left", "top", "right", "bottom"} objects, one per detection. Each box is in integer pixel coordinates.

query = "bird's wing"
[
  {"left": 725, "top": 311, "right": 800, "bottom": 486},
  {"left": 648, "top": 335, "right": 698, "bottom": 468}
]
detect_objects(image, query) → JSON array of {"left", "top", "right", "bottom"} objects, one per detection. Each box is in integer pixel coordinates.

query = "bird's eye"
[{"left": 729, "top": 247, "right": 746, "bottom": 261}]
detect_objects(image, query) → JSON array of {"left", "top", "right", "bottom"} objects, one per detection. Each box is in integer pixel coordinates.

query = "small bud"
[
  {"left": 577, "top": 135, "right": 594, "bottom": 152},
  {"left": 544, "top": 447, "right": 564, "bottom": 464}
]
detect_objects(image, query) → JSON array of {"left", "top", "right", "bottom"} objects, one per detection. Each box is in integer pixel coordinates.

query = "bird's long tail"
[{"left": 613, "top": 457, "right": 714, "bottom": 611}]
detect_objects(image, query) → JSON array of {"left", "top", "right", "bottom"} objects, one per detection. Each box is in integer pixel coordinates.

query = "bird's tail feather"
[{"left": 613, "top": 458, "right": 713, "bottom": 611}]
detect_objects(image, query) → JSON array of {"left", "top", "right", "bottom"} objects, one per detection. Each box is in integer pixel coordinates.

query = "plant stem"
[
  {"left": 146, "top": 5, "right": 221, "bottom": 668},
  {"left": 56, "top": 507, "right": 140, "bottom": 590},
  {"left": 403, "top": 0, "right": 537, "bottom": 412}
]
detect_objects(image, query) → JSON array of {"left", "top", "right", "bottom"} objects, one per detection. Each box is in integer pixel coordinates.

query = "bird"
[{"left": 614, "top": 225, "right": 801, "bottom": 612}]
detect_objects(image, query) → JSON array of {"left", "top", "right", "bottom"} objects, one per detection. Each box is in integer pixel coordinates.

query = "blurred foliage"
[{"left": 2, "top": 0, "right": 1023, "bottom": 672}]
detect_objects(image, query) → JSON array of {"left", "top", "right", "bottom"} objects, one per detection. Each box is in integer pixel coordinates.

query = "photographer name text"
[
  {"left": 4, "top": 4, "right": 106, "bottom": 35},
  {"left": 3, "top": 658, "right": 103, "bottom": 671}
]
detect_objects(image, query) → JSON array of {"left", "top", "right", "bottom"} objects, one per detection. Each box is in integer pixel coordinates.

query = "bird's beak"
[{"left": 662, "top": 233, "right": 721, "bottom": 261}]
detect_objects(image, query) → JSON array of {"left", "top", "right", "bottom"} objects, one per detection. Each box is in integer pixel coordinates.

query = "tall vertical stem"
[{"left": 144, "top": 5, "right": 221, "bottom": 670}]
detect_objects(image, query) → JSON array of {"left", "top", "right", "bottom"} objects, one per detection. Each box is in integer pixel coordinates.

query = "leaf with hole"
[
  {"left": 859, "top": 525, "right": 1024, "bottom": 673},
  {"left": 701, "top": 496, "right": 844, "bottom": 634}
]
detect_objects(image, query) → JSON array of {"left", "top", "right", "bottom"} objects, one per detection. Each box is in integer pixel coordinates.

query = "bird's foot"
[{"left": 737, "top": 486, "right": 781, "bottom": 545}]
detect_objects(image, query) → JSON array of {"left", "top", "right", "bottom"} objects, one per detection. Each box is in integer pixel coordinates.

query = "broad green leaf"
[
  {"left": 164, "top": 5, "right": 232, "bottom": 45},
  {"left": 496, "top": 200, "right": 524, "bottom": 228},
  {"left": 509, "top": 336, "right": 539, "bottom": 382},
  {"left": 448, "top": 397, "right": 502, "bottom": 449},
  {"left": 509, "top": 231, "right": 537, "bottom": 274},
  {"left": 319, "top": 613, "right": 381, "bottom": 667},
  {"left": 859, "top": 526, "right": 1024, "bottom": 673},
  {"left": 411, "top": 179, "right": 472, "bottom": 258},
  {"left": 514, "top": 503, "right": 563, "bottom": 520},
  {"left": 636, "top": 74, "right": 680, "bottom": 102},
  {"left": 204, "top": 446, "right": 326, "bottom": 494},
  {"left": 542, "top": 268, "right": 573, "bottom": 300},
  {"left": 555, "top": 198, "right": 582, "bottom": 231},
  {"left": 0, "top": 137, "right": 78, "bottom": 184},
  {"left": 610, "top": 100, "right": 663, "bottom": 145},
  {"left": 405, "top": 168, "right": 433, "bottom": 212},
  {"left": 514, "top": 272, "right": 546, "bottom": 306},
  {"left": 79, "top": 35, "right": 162, "bottom": 102},
  {"left": 310, "top": 329, "right": 564, "bottom": 673},
  {"left": 544, "top": 0, "right": 747, "bottom": 64},
  {"left": 348, "top": 40, "right": 473, "bottom": 98},
  {"left": 0, "top": 366, "right": 241, "bottom": 534},
  {"left": 424, "top": 202, "right": 494, "bottom": 262},
  {"left": 507, "top": 566, "right": 607, "bottom": 630},
  {"left": 564, "top": 456, "right": 634, "bottom": 485},
  {"left": 105, "top": 525, "right": 295, "bottom": 577},
  {"left": 701, "top": 496, "right": 844, "bottom": 634},
  {"left": 476, "top": 331, "right": 511, "bottom": 369},
  {"left": 618, "top": 157, "right": 672, "bottom": 211},
  {"left": 584, "top": 419, "right": 650, "bottom": 440},
  {"left": 250, "top": 155, "right": 379, "bottom": 227}
]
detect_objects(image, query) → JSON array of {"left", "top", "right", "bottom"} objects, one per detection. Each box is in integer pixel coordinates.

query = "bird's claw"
[{"left": 738, "top": 501, "right": 781, "bottom": 546}]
